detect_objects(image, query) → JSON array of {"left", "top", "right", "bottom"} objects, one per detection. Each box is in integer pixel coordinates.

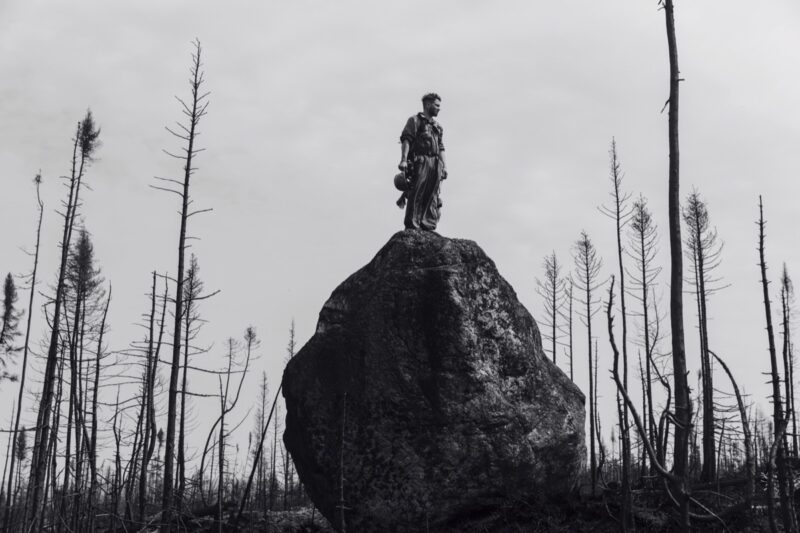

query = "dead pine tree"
[
  {"left": 572, "top": 231, "right": 603, "bottom": 492},
  {"left": 709, "top": 349, "right": 754, "bottom": 515},
  {"left": 598, "top": 138, "right": 634, "bottom": 529},
  {"left": 177, "top": 254, "right": 218, "bottom": 508},
  {"left": 757, "top": 196, "right": 796, "bottom": 533},
  {"left": 535, "top": 252, "right": 564, "bottom": 365},
  {"left": 125, "top": 272, "right": 168, "bottom": 524},
  {"left": 207, "top": 335, "right": 252, "bottom": 531},
  {"left": 110, "top": 386, "right": 123, "bottom": 533},
  {"left": 780, "top": 265, "right": 797, "bottom": 455},
  {"left": 283, "top": 320, "right": 298, "bottom": 508},
  {"left": 563, "top": 278, "right": 575, "bottom": 381},
  {"left": 2, "top": 172, "right": 42, "bottom": 533},
  {"left": 626, "top": 196, "right": 662, "bottom": 473},
  {"left": 659, "top": 0, "right": 693, "bottom": 527},
  {"left": 607, "top": 278, "right": 723, "bottom": 530},
  {"left": 27, "top": 110, "right": 100, "bottom": 529},
  {"left": 233, "top": 361, "right": 289, "bottom": 531},
  {"left": 62, "top": 227, "right": 105, "bottom": 530},
  {"left": 154, "top": 39, "right": 211, "bottom": 531},
  {"left": 87, "top": 286, "right": 111, "bottom": 530},
  {"left": 257, "top": 373, "right": 269, "bottom": 517},
  {"left": 683, "top": 190, "right": 725, "bottom": 483}
]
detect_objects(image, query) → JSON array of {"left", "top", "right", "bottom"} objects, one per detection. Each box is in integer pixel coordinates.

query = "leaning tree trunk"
[{"left": 758, "top": 197, "right": 796, "bottom": 533}]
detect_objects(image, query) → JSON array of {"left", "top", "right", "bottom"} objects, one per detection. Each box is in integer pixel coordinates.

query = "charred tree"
[
  {"left": 683, "top": 190, "right": 724, "bottom": 482},
  {"left": 573, "top": 231, "right": 603, "bottom": 492},
  {"left": 536, "top": 252, "right": 564, "bottom": 365},
  {"left": 627, "top": 197, "right": 662, "bottom": 473},
  {"left": 660, "top": 0, "right": 692, "bottom": 526},
  {"left": 780, "top": 266, "right": 797, "bottom": 455},
  {"left": 177, "top": 254, "right": 218, "bottom": 506},
  {"left": 27, "top": 110, "right": 100, "bottom": 529},
  {"left": 157, "top": 40, "right": 211, "bottom": 530},
  {"left": 757, "top": 196, "right": 796, "bottom": 533},
  {"left": 599, "top": 138, "right": 633, "bottom": 528},
  {"left": 2, "top": 171, "right": 41, "bottom": 532},
  {"left": 564, "top": 279, "right": 575, "bottom": 381}
]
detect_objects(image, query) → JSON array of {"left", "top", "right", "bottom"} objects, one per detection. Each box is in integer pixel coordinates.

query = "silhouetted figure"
[{"left": 397, "top": 93, "right": 448, "bottom": 231}]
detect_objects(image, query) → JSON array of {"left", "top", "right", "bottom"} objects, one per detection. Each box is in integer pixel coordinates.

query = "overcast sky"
[{"left": 2, "top": 0, "right": 800, "bottom": 466}]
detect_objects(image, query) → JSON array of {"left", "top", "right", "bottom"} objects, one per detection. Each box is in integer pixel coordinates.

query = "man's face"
[{"left": 424, "top": 99, "right": 441, "bottom": 117}]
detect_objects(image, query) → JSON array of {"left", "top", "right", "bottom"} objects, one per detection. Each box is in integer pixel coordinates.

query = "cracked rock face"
[{"left": 282, "top": 230, "right": 585, "bottom": 532}]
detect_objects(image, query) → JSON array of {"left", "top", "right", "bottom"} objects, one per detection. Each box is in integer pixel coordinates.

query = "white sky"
[{"left": 1, "top": 0, "right": 800, "bottom": 468}]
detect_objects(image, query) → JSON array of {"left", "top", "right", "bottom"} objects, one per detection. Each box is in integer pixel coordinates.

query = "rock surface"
[{"left": 282, "top": 230, "right": 585, "bottom": 532}]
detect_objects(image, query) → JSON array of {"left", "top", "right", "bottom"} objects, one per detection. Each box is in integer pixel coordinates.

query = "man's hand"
[
  {"left": 442, "top": 167, "right": 448, "bottom": 180},
  {"left": 398, "top": 160, "right": 408, "bottom": 172}
]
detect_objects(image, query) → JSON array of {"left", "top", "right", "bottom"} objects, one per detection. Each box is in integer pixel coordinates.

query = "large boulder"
[{"left": 282, "top": 230, "right": 585, "bottom": 532}]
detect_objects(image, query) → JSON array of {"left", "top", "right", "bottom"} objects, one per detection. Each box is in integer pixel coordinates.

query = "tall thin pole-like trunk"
[
  {"left": 758, "top": 197, "right": 795, "bottom": 533},
  {"left": 574, "top": 233, "right": 601, "bottom": 492},
  {"left": 139, "top": 274, "right": 166, "bottom": 524},
  {"left": 780, "top": 268, "right": 795, "bottom": 454},
  {"left": 42, "top": 349, "right": 66, "bottom": 533},
  {"left": 605, "top": 139, "right": 631, "bottom": 528},
  {"left": 177, "top": 285, "right": 192, "bottom": 505},
  {"left": 586, "top": 270, "right": 596, "bottom": 492},
  {"left": 1, "top": 403, "right": 15, "bottom": 528},
  {"left": 779, "top": 269, "right": 796, "bottom": 517},
  {"left": 28, "top": 128, "right": 85, "bottom": 527},
  {"left": 662, "top": 1, "right": 691, "bottom": 527},
  {"left": 686, "top": 197, "right": 716, "bottom": 483},
  {"left": 87, "top": 288, "right": 110, "bottom": 530},
  {"left": 632, "top": 201, "right": 658, "bottom": 474},
  {"left": 270, "top": 404, "right": 278, "bottom": 511},
  {"left": 567, "top": 280, "right": 574, "bottom": 381},
  {"left": 111, "top": 387, "right": 122, "bottom": 533},
  {"left": 161, "top": 41, "right": 208, "bottom": 531},
  {"left": 3, "top": 176, "right": 43, "bottom": 533},
  {"left": 232, "top": 377, "right": 283, "bottom": 532}
]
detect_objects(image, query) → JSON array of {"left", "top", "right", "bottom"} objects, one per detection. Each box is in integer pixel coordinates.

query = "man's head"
[{"left": 422, "top": 93, "right": 441, "bottom": 117}]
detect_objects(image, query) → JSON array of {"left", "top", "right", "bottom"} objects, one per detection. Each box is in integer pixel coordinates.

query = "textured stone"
[{"left": 282, "top": 230, "right": 585, "bottom": 532}]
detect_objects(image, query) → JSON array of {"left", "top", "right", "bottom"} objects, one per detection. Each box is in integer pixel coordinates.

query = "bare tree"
[
  {"left": 660, "top": 0, "right": 692, "bottom": 526},
  {"left": 627, "top": 196, "right": 662, "bottom": 474},
  {"left": 208, "top": 332, "right": 252, "bottom": 531},
  {"left": 709, "top": 350, "right": 754, "bottom": 514},
  {"left": 572, "top": 231, "right": 603, "bottom": 491},
  {"left": 87, "top": 287, "right": 111, "bottom": 529},
  {"left": 599, "top": 138, "right": 633, "bottom": 529},
  {"left": 608, "top": 277, "right": 722, "bottom": 530},
  {"left": 177, "top": 254, "right": 217, "bottom": 506},
  {"left": 563, "top": 279, "right": 575, "bottom": 381},
  {"left": 757, "top": 196, "right": 796, "bottom": 533},
  {"left": 3, "top": 173, "right": 44, "bottom": 533},
  {"left": 536, "top": 252, "right": 564, "bottom": 364},
  {"left": 780, "top": 265, "right": 797, "bottom": 455},
  {"left": 28, "top": 110, "right": 100, "bottom": 529},
  {"left": 683, "top": 190, "right": 724, "bottom": 482},
  {"left": 157, "top": 39, "right": 211, "bottom": 530}
]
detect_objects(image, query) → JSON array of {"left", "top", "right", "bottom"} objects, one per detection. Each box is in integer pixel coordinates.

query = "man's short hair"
[{"left": 422, "top": 92, "right": 441, "bottom": 104}]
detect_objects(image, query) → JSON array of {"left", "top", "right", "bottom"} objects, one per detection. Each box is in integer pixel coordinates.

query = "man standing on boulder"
[{"left": 398, "top": 93, "right": 448, "bottom": 231}]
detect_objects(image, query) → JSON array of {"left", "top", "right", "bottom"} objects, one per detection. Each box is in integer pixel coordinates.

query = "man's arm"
[
  {"left": 399, "top": 140, "right": 410, "bottom": 171},
  {"left": 440, "top": 151, "right": 447, "bottom": 179},
  {"left": 399, "top": 116, "right": 417, "bottom": 171}
]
